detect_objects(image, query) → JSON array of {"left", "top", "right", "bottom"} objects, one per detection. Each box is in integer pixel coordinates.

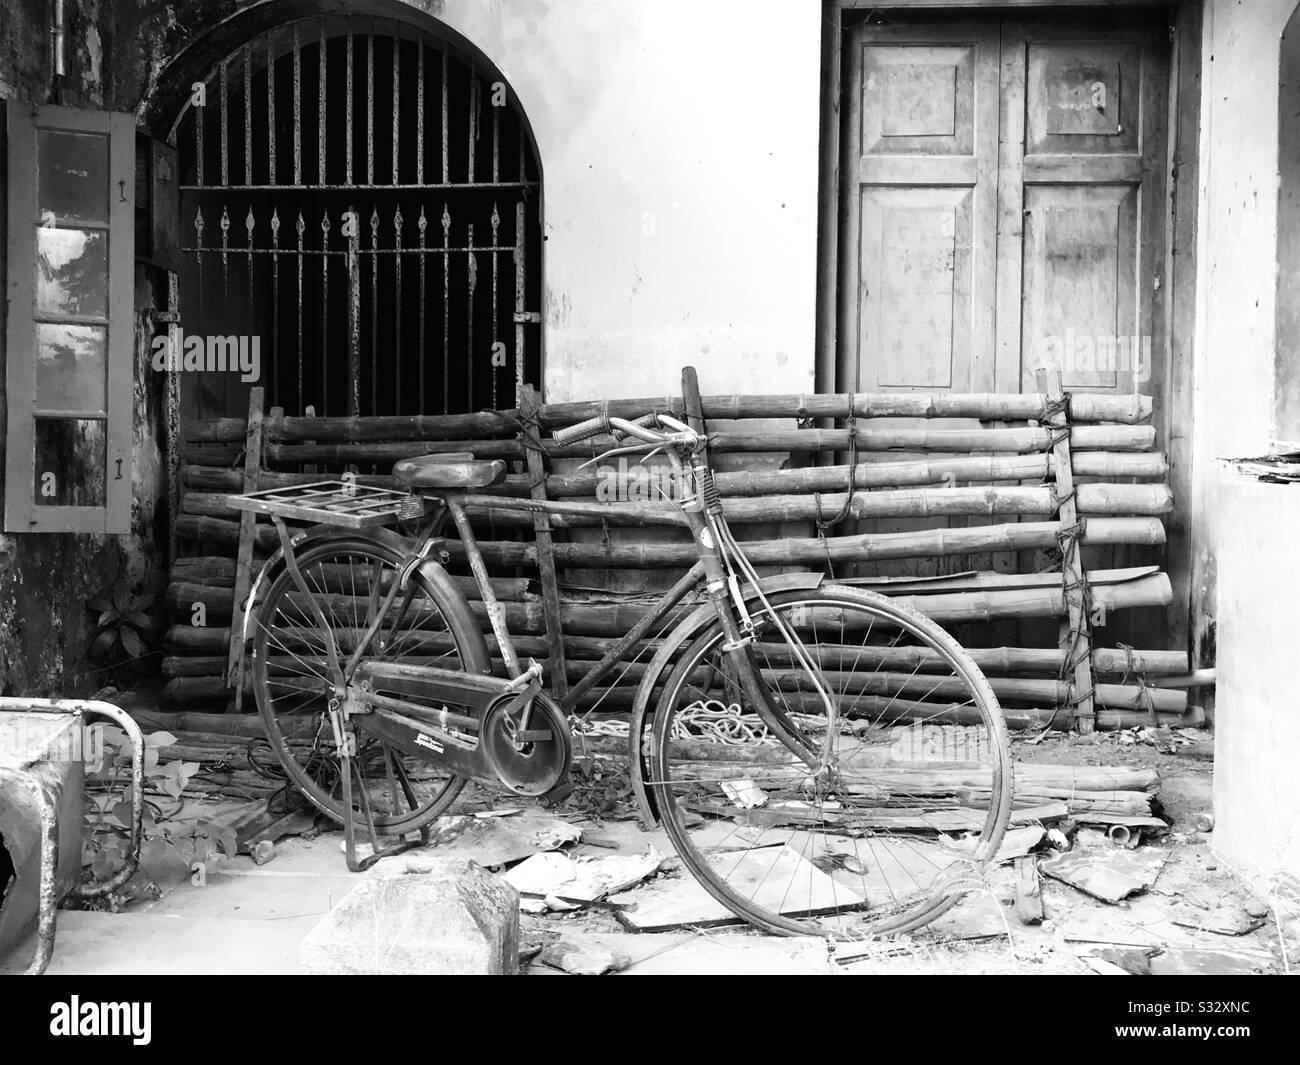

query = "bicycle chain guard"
[{"left": 481, "top": 692, "right": 571, "bottom": 797}]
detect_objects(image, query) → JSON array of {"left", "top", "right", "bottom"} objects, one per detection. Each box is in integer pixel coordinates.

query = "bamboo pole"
[
  {"left": 519, "top": 385, "right": 568, "bottom": 696},
  {"left": 177, "top": 511, "right": 1165, "bottom": 568},
  {"left": 182, "top": 449, "right": 1171, "bottom": 498},
  {"left": 1040, "top": 368, "right": 1097, "bottom": 734},
  {"left": 251, "top": 389, "right": 1152, "bottom": 442},
  {"left": 458, "top": 483, "right": 1173, "bottom": 528},
  {"left": 262, "top": 423, "right": 1157, "bottom": 465},
  {"left": 225, "top": 388, "right": 266, "bottom": 702}
]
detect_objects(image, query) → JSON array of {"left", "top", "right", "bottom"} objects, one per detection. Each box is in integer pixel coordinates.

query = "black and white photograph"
[{"left": 0, "top": 0, "right": 1292, "bottom": 1021}]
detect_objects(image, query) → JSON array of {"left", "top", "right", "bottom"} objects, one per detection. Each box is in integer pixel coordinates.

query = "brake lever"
[{"left": 577, "top": 439, "right": 666, "bottom": 470}]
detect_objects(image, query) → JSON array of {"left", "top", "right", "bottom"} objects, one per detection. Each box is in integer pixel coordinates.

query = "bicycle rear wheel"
[
  {"left": 649, "top": 586, "right": 1012, "bottom": 938},
  {"left": 249, "top": 535, "right": 489, "bottom": 835}
]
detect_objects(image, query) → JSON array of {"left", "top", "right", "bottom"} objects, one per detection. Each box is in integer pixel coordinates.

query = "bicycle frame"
[{"left": 431, "top": 446, "right": 830, "bottom": 771}]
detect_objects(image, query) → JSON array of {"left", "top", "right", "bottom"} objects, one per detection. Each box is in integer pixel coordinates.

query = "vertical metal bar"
[
  {"left": 321, "top": 210, "right": 331, "bottom": 415},
  {"left": 416, "top": 34, "right": 425, "bottom": 185},
  {"left": 220, "top": 59, "right": 229, "bottom": 186},
  {"left": 514, "top": 199, "right": 526, "bottom": 404},
  {"left": 267, "top": 32, "right": 277, "bottom": 186},
  {"left": 196, "top": 78, "right": 205, "bottom": 187},
  {"left": 220, "top": 204, "right": 230, "bottom": 302},
  {"left": 366, "top": 32, "right": 375, "bottom": 185},
  {"left": 441, "top": 50, "right": 448, "bottom": 184},
  {"left": 348, "top": 206, "right": 361, "bottom": 417},
  {"left": 393, "top": 205, "right": 404, "bottom": 412},
  {"left": 491, "top": 203, "right": 500, "bottom": 410},
  {"left": 345, "top": 33, "right": 353, "bottom": 186},
  {"left": 467, "top": 68, "right": 478, "bottom": 183},
  {"left": 243, "top": 44, "right": 253, "bottom": 186},
  {"left": 442, "top": 202, "right": 451, "bottom": 413},
  {"left": 296, "top": 211, "right": 305, "bottom": 410},
  {"left": 270, "top": 208, "right": 280, "bottom": 407},
  {"left": 293, "top": 24, "right": 302, "bottom": 186},
  {"left": 318, "top": 22, "right": 327, "bottom": 185},
  {"left": 246, "top": 206, "right": 256, "bottom": 376},
  {"left": 166, "top": 269, "right": 181, "bottom": 563},
  {"left": 492, "top": 76, "right": 500, "bottom": 183},
  {"left": 467, "top": 75, "right": 478, "bottom": 409},
  {"left": 418, "top": 207, "right": 427, "bottom": 415},
  {"left": 392, "top": 26, "right": 401, "bottom": 185},
  {"left": 193, "top": 206, "right": 204, "bottom": 316},
  {"left": 370, "top": 207, "right": 380, "bottom": 416}
]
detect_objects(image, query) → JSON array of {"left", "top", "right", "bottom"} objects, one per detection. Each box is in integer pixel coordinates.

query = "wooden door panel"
[
  {"left": 1026, "top": 41, "right": 1142, "bottom": 153},
  {"left": 1004, "top": 22, "right": 1168, "bottom": 397},
  {"left": 859, "top": 188, "right": 973, "bottom": 390},
  {"left": 841, "top": 23, "right": 999, "bottom": 395},
  {"left": 863, "top": 44, "right": 976, "bottom": 155},
  {"left": 1022, "top": 185, "right": 1139, "bottom": 391}
]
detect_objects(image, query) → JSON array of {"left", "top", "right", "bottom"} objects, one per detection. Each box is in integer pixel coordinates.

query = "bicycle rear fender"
[
  {"left": 626, "top": 571, "right": 825, "bottom": 825},
  {"left": 238, "top": 524, "right": 449, "bottom": 646}
]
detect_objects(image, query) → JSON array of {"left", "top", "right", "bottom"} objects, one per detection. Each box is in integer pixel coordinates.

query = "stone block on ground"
[{"left": 301, "top": 857, "right": 518, "bottom": 974}]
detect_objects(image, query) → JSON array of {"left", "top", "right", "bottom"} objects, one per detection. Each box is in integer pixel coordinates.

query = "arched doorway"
[{"left": 161, "top": 10, "right": 542, "bottom": 422}]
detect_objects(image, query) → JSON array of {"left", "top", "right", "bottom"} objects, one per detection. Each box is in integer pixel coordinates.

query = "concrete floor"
[{"left": 1, "top": 735, "right": 1291, "bottom": 975}]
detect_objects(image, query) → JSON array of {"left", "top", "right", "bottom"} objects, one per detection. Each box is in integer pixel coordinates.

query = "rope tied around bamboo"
[
  {"left": 814, "top": 394, "right": 860, "bottom": 549},
  {"left": 1117, "top": 642, "right": 1161, "bottom": 727}
]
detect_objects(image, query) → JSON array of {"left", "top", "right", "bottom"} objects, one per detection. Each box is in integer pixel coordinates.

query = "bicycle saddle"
[{"left": 393, "top": 453, "right": 508, "bottom": 490}]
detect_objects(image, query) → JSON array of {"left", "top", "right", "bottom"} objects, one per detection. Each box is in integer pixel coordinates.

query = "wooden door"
[
  {"left": 839, "top": 20, "right": 1000, "bottom": 394},
  {"left": 999, "top": 18, "right": 1169, "bottom": 399},
  {"left": 840, "top": 11, "right": 1170, "bottom": 402}
]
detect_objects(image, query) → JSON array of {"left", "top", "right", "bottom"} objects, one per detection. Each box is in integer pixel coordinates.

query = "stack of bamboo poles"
[{"left": 162, "top": 373, "right": 1194, "bottom": 731}]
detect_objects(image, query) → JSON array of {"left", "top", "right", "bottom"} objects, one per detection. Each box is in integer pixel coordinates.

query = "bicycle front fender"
[{"left": 626, "top": 570, "right": 825, "bottom": 825}]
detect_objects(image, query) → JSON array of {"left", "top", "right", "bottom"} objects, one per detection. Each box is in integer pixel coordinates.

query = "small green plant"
[
  {"left": 85, "top": 578, "right": 159, "bottom": 681},
  {"left": 78, "top": 726, "right": 212, "bottom": 909}
]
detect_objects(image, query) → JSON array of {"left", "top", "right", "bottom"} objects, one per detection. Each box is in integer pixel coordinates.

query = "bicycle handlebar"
[{"left": 552, "top": 411, "right": 696, "bottom": 449}]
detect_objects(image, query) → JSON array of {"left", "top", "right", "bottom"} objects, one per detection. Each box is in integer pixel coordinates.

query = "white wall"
[
  {"left": 415, "top": 0, "right": 822, "bottom": 401},
  {"left": 1196, "top": 0, "right": 1300, "bottom": 887}
]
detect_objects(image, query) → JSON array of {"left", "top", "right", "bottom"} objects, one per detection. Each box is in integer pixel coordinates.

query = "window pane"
[
  {"left": 35, "top": 323, "right": 107, "bottom": 411},
  {"left": 36, "top": 227, "right": 108, "bottom": 316},
  {"left": 34, "top": 418, "right": 106, "bottom": 507},
  {"left": 37, "top": 130, "right": 109, "bottom": 225}
]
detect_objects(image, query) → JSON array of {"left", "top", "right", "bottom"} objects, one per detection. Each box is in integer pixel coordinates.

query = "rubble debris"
[
  {"left": 250, "top": 840, "right": 275, "bottom": 866},
  {"left": 1148, "top": 948, "right": 1276, "bottom": 976},
  {"left": 206, "top": 796, "right": 320, "bottom": 856},
  {"left": 609, "top": 846, "right": 866, "bottom": 932},
  {"left": 1040, "top": 844, "right": 1168, "bottom": 904},
  {"left": 538, "top": 937, "right": 631, "bottom": 975},
  {"left": 1015, "top": 856, "right": 1046, "bottom": 925},
  {"left": 1083, "top": 946, "right": 1159, "bottom": 975},
  {"left": 302, "top": 857, "right": 519, "bottom": 975},
  {"left": 504, "top": 850, "right": 663, "bottom": 913}
]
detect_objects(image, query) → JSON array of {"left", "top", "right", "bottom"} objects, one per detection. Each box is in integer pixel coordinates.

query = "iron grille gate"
[{"left": 172, "top": 16, "right": 542, "bottom": 421}]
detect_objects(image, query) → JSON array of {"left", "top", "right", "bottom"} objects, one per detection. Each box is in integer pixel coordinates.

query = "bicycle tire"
[
  {"left": 249, "top": 533, "right": 490, "bottom": 835},
  {"left": 649, "top": 585, "right": 1012, "bottom": 938}
]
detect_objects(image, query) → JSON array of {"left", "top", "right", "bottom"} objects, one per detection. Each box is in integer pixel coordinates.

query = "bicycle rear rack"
[{"left": 228, "top": 481, "right": 430, "bottom": 529}]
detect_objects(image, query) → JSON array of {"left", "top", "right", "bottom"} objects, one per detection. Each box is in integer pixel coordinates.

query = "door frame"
[{"left": 814, "top": 0, "right": 1204, "bottom": 657}]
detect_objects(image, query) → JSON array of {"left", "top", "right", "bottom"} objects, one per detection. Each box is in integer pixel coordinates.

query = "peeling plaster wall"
[
  {"left": 0, "top": 0, "right": 818, "bottom": 693},
  {"left": 1193, "top": 0, "right": 1300, "bottom": 885}
]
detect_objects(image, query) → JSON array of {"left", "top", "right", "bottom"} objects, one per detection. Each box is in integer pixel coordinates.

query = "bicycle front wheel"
[
  {"left": 649, "top": 586, "right": 1012, "bottom": 938},
  {"left": 249, "top": 535, "right": 490, "bottom": 835}
]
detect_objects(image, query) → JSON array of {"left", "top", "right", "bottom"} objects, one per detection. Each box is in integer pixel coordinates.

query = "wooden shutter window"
[{"left": 4, "top": 104, "right": 134, "bottom": 534}]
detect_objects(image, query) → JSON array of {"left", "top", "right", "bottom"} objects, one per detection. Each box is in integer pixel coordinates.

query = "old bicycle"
[{"left": 229, "top": 410, "right": 1013, "bottom": 937}]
